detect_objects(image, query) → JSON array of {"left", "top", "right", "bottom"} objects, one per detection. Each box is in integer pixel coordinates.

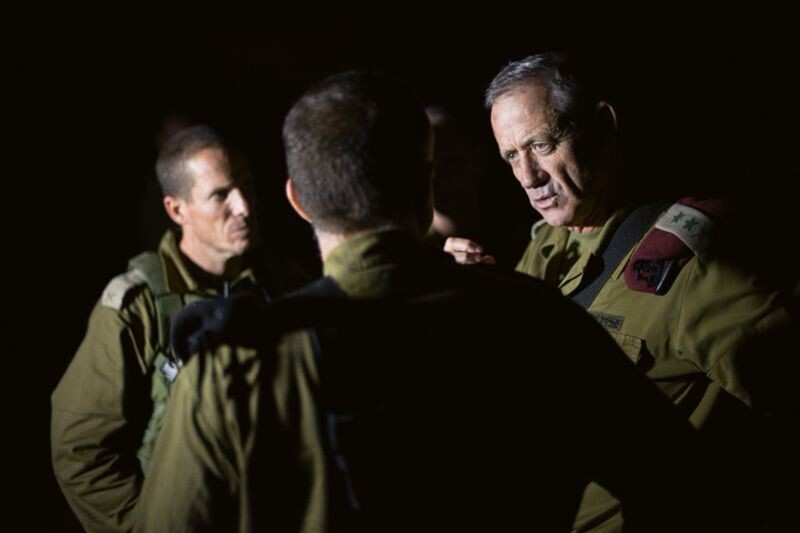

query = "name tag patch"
[{"left": 590, "top": 311, "right": 625, "bottom": 331}]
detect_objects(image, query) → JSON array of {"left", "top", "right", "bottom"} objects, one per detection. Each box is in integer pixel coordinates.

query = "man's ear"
[
  {"left": 285, "top": 178, "right": 312, "bottom": 223},
  {"left": 594, "top": 100, "right": 618, "bottom": 144},
  {"left": 163, "top": 196, "right": 187, "bottom": 225}
]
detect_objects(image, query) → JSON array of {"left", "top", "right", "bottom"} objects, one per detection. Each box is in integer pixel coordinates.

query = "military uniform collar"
[
  {"left": 158, "top": 229, "right": 257, "bottom": 294},
  {"left": 537, "top": 206, "right": 635, "bottom": 294},
  {"left": 323, "top": 228, "right": 435, "bottom": 298}
]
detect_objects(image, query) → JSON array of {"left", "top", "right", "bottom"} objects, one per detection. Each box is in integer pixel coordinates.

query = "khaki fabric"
[
  {"left": 516, "top": 206, "right": 794, "bottom": 532},
  {"left": 136, "top": 229, "right": 738, "bottom": 532},
  {"left": 51, "top": 230, "right": 259, "bottom": 532}
]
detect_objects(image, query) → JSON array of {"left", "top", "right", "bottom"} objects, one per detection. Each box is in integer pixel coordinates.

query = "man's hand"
[{"left": 444, "top": 237, "right": 496, "bottom": 265}]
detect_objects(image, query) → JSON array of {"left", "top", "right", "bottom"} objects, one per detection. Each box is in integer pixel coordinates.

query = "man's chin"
[
  {"left": 540, "top": 210, "right": 576, "bottom": 228},
  {"left": 227, "top": 237, "right": 253, "bottom": 256},
  {"left": 532, "top": 197, "right": 567, "bottom": 224}
]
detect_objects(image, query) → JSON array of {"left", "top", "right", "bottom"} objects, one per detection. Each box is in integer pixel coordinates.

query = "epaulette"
[
  {"left": 624, "top": 197, "right": 729, "bottom": 294},
  {"left": 100, "top": 268, "right": 148, "bottom": 310}
]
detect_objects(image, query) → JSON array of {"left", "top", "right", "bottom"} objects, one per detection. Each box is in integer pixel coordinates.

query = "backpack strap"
[
  {"left": 128, "top": 252, "right": 185, "bottom": 366},
  {"left": 129, "top": 251, "right": 168, "bottom": 294},
  {"left": 128, "top": 251, "right": 188, "bottom": 472}
]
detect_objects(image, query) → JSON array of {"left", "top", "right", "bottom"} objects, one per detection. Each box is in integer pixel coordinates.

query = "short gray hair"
[{"left": 485, "top": 52, "right": 589, "bottom": 129}]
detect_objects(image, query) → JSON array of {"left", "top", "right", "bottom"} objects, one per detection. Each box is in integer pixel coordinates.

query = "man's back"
[{"left": 136, "top": 231, "right": 732, "bottom": 532}]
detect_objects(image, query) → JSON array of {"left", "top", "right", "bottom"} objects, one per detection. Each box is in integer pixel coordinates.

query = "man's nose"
[
  {"left": 228, "top": 187, "right": 251, "bottom": 218},
  {"left": 516, "top": 153, "right": 547, "bottom": 189}
]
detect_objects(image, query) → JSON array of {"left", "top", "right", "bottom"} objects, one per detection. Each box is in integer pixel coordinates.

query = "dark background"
[{"left": 6, "top": 9, "right": 799, "bottom": 531}]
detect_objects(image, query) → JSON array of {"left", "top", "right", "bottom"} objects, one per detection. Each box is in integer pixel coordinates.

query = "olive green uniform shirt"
[
  {"left": 516, "top": 206, "right": 793, "bottom": 531},
  {"left": 135, "top": 229, "right": 739, "bottom": 532},
  {"left": 51, "top": 230, "right": 258, "bottom": 533},
  {"left": 135, "top": 230, "right": 451, "bottom": 532}
]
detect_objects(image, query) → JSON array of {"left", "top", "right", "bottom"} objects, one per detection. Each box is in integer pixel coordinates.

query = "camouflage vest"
[{"left": 128, "top": 251, "right": 203, "bottom": 472}]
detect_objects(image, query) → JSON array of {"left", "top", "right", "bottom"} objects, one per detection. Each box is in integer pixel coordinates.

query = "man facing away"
[
  {"left": 51, "top": 125, "right": 268, "bottom": 532},
  {"left": 135, "top": 72, "right": 740, "bottom": 532}
]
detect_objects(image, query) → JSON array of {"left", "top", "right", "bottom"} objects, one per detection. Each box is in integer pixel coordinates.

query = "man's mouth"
[
  {"left": 532, "top": 192, "right": 557, "bottom": 208},
  {"left": 229, "top": 223, "right": 250, "bottom": 236}
]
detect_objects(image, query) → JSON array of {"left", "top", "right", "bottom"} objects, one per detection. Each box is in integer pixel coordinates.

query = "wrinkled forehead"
[{"left": 490, "top": 84, "right": 559, "bottom": 143}]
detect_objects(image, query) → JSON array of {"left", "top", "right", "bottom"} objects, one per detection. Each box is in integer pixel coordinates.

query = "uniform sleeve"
[
  {"left": 133, "top": 348, "right": 242, "bottom": 533},
  {"left": 675, "top": 254, "right": 796, "bottom": 413},
  {"left": 51, "top": 299, "right": 152, "bottom": 532}
]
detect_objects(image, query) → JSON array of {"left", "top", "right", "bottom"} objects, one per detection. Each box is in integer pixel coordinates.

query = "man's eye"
[
  {"left": 506, "top": 152, "right": 517, "bottom": 163},
  {"left": 532, "top": 142, "right": 554, "bottom": 154}
]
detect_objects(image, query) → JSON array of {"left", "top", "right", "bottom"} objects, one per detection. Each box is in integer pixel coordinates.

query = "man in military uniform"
[
  {"left": 51, "top": 125, "right": 267, "bottom": 532},
  {"left": 133, "top": 72, "right": 741, "bottom": 532},
  {"left": 446, "top": 52, "right": 796, "bottom": 530}
]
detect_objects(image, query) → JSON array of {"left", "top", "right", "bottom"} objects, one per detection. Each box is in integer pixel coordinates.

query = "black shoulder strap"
[{"left": 571, "top": 202, "right": 669, "bottom": 309}]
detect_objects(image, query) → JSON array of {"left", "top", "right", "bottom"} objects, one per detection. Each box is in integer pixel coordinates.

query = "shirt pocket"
[{"left": 607, "top": 331, "right": 644, "bottom": 366}]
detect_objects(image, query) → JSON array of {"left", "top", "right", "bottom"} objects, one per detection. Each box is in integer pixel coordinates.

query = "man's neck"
[
  {"left": 317, "top": 224, "right": 416, "bottom": 262},
  {"left": 566, "top": 195, "right": 625, "bottom": 235},
  {"left": 567, "top": 224, "right": 602, "bottom": 234},
  {"left": 566, "top": 209, "right": 610, "bottom": 234},
  {"left": 179, "top": 237, "right": 240, "bottom": 279},
  {"left": 566, "top": 163, "right": 627, "bottom": 234},
  {"left": 316, "top": 230, "right": 366, "bottom": 263},
  {"left": 316, "top": 217, "right": 424, "bottom": 263}
]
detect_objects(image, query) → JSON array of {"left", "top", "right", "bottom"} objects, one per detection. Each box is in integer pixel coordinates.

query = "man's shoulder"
[
  {"left": 99, "top": 250, "right": 165, "bottom": 312},
  {"left": 624, "top": 197, "right": 733, "bottom": 295},
  {"left": 100, "top": 269, "right": 151, "bottom": 311},
  {"left": 650, "top": 200, "right": 721, "bottom": 256}
]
